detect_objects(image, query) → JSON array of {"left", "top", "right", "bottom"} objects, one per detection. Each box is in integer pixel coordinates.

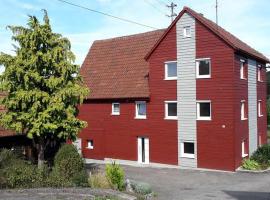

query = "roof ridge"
[{"left": 94, "top": 29, "right": 166, "bottom": 43}]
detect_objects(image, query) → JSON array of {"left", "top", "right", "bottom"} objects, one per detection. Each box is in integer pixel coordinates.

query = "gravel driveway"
[{"left": 121, "top": 165, "right": 270, "bottom": 200}]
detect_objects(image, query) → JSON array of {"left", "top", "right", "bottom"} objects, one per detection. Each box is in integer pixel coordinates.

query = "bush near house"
[
  {"left": 251, "top": 144, "right": 270, "bottom": 169},
  {"left": 242, "top": 144, "right": 270, "bottom": 170},
  {"left": 105, "top": 162, "right": 125, "bottom": 191},
  {"left": 0, "top": 144, "right": 88, "bottom": 188}
]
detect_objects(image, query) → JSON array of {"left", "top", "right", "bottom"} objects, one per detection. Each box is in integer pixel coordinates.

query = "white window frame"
[
  {"left": 183, "top": 26, "right": 191, "bottom": 38},
  {"left": 87, "top": 140, "right": 94, "bottom": 149},
  {"left": 258, "top": 100, "right": 263, "bottom": 117},
  {"left": 241, "top": 140, "right": 248, "bottom": 158},
  {"left": 164, "top": 101, "right": 177, "bottom": 120},
  {"left": 240, "top": 60, "right": 246, "bottom": 79},
  {"left": 180, "top": 141, "right": 195, "bottom": 159},
  {"left": 111, "top": 103, "right": 120, "bottom": 115},
  {"left": 135, "top": 101, "right": 147, "bottom": 119},
  {"left": 196, "top": 100, "right": 211, "bottom": 120},
  {"left": 257, "top": 66, "right": 262, "bottom": 82},
  {"left": 196, "top": 58, "right": 211, "bottom": 79},
  {"left": 241, "top": 100, "right": 247, "bottom": 120},
  {"left": 164, "top": 61, "right": 177, "bottom": 80}
]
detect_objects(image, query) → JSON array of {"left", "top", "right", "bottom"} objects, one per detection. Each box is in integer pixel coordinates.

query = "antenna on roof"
[
  {"left": 215, "top": 0, "right": 218, "bottom": 25},
  {"left": 166, "top": 2, "right": 177, "bottom": 22}
]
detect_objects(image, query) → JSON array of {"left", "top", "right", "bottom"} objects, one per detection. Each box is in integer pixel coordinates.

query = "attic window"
[{"left": 183, "top": 26, "right": 191, "bottom": 38}]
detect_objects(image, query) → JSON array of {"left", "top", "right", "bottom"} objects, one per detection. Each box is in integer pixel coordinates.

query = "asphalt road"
[{"left": 122, "top": 165, "right": 270, "bottom": 200}]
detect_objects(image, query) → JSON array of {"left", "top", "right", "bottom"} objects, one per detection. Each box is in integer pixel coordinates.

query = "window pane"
[
  {"left": 167, "top": 62, "right": 177, "bottom": 77},
  {"left": 184, "top": 142, "right": 194, "bottom": 154},
  {"left": 138, "top": 103, "right": 146, "bottom": 115},
  {"left": 200, "top": 103, "right": 210, "bottom": 117},
  {"left": 113, "top": 104, "right": 120, "bottom": 113},
  {"left": 199, "top": 60, "right": 210, "bottom": 75},
  {"left": 168, "top": 103, "right": 177, "bottom": 116}
]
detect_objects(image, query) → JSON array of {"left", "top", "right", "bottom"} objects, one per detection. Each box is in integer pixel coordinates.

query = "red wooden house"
[{"left": 78, "top": 7, "right": 269, "bottom": 171}]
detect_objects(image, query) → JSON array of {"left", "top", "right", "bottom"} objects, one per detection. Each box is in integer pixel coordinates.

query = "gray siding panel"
[
  {"left": 177, "top": 13, "right": 197, "bottom": 168},
  {"left": 248, "top": 59, "right": 258, "bottom": 155}
]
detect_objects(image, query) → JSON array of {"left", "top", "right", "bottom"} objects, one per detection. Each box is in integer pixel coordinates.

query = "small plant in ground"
[
  {"left": 130, "top": 180, "right": 152, "bottom": 195},
  {"left": 242, "top": 159, "right": 260, "bottom": 170},
  {"left": 105, "top": 162, "right": 125, "bottom": 191},
  {"left": 88, "top": 172, "right": 111, "bottom": 189},
  {"left": 251, "top": 144, "right": 270, "bottom": 168}
]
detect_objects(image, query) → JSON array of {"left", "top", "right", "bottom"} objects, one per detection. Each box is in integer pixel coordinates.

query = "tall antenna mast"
[
  {"left": 215, "top": 0, "right": 218, "bottom": 25},
  {"left": 166, "top": 2, "right": 177, "bottom": 22}
]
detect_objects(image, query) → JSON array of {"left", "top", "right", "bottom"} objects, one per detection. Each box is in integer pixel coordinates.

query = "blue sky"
[{"left": 0, "top": 0, "right": 269, "bottom": 65}]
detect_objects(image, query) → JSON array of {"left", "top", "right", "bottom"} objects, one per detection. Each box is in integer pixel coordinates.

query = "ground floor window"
[
  {"left": 241, "top": 140, "right": 248, "bottom": 158},
  {"left": 87, "top": 140, "right": 94, "bottom": 149},
  {"left": 181, "top": 142, "right": 195, "bottom": 158}
]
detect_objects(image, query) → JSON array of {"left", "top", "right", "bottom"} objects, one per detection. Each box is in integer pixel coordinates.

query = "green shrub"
[
  {"left": 105, "top": 162, "right": 125, "bottom": 191},
  {"left": 71, "top": 170, "right": 89, "bottom": 187},
  {"left": 3, "top": 160, "right": 50, "bottom": 188},
  {"left": 242, "top": 159, "right": 260, "bottom": 170},
  {"left": 130, "top": 180, "right": 152, "bottom": 195},
  {"left": 251, "top": 144, "right": 270, "bottom": 168},
  {"left": 51, "top": 144, "right": 87, "bottom": 187},
  {"left": 88, "top": 172, "right": 111, "bottom": 189},
  {"left": 0, "top": 149, "right": 18, "bottom": 169}
]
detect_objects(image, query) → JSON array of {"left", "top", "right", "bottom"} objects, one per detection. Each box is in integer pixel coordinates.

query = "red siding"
[
  {"left": 233, "top": 55, "right": 249, "bottom": 168},
  {"left": 78, "top": 100, "right": 149, "bottom": 161},
  {"left": 196, "top": 20, "right": 236, "bottom": 171},
  {"left": 148, "top": 25, "right": 178, "bottom": 165}
]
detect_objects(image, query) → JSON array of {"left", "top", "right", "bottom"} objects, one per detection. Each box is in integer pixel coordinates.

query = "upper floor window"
[
  {"left": 257, "top": 66, "right": 262, "bottom": 82},
  {"left": 240, "top": 60, "right": 247, "bottom": 79},
  {"left": 258, "top": 100, "right": 263, "bottom": 117},
  {"left": 196, "top": 101, "right": 211, "bottom": 120},
  {"left": 183, "top": 26, "right": 191, "bottom": 38},
  {"left": 165, "top": 61, "right": 177, "bottom": 80},
  {"left": 241, "top": 100, "right": 247, "bottom": 120},
  {"left": 135, "top": 101, "right": 146, "bottom": 119},
  {"left": 196, "top": 58, "right": 211, "bottom": 78},
  {"left": 165, "top": 101, "right": 177, "bottom": 120},
  {"left": 112, "top": 103, "right": 120, "bottom": 115}
]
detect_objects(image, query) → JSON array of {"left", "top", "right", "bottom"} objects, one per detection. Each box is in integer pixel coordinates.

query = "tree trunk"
[{"left": 38, "top": 138, "right": 45, "bottom": 169}]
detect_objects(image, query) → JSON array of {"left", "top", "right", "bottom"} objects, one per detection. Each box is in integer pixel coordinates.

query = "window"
[
  {"left": 165, "top": 61, "right": 177, "bottom": 80},
  {"left": 258, "top": 100, "right": 263, "bottom": 117},
  {"left": 112, "top": 103, "right": 120, "bottom": 115},
  {"left": 257, "top": 66, "right": 262, "bottom": 82},
  {"left": 196, "top": 58, "right": 211, "bottom": 78},
  {"left": 135, "top": 101, "right": 146, "bottom": 119},
  {"left": 240, "top": 60, "right": 247, "bottom": 79},
  {"left": 183, "top": 26, "right": 191, "bottom": 38},
  {"left": 241, "top": 100, "right": 247, "bottom": 120},
  {"left": 259, "top": 135, "right": 262, "bottom": 147},
  {"left": 87, "top": 140, "right": 94, "bottom": 149},
  {"left": 181, "top": 142, "right": 195, "bottom": 158},
  {"left": 242, "top": 140, "right": 248, "bottom": 158},
  {"left": 197, "top": 101, "right": 211, "bottom": 120},
  {"left": 165, "top": 101, "right": 177, "bottom": 120}
]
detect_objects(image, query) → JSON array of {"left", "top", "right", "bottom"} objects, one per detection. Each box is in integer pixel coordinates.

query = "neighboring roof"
[
  {"left": 146, "top": 7, "right": 270, "bottom": 63},
  {"left": 0, "top": 92, "right": 16, "bottom": 137},
  {"left": 80, "top": 29, "right": 165, "bottom": 99}
]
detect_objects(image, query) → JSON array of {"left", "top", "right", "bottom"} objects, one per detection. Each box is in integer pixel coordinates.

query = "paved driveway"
[{"left": 122, "top": 165, "right": 270, "bottom": 200}]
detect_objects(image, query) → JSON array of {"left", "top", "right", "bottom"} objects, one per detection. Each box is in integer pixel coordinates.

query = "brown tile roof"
[
  {"left": 80, "top": 29, "right": 165, "bottom": 99},
  {"left": 0, "top": 92, "right": 16, "bottom": 137},
  {"left": 146, "top": 7, "right": 270, "bottom": 63}
]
